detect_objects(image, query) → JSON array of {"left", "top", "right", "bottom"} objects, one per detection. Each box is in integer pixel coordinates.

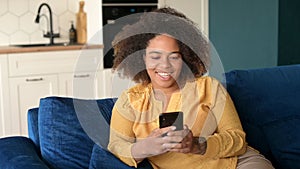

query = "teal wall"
[
  {"left": 209, "top": 0, "right": 279, "bottom": 71},
  {"left": 278, "top": 0, "right": 300, "bottom": 65}
]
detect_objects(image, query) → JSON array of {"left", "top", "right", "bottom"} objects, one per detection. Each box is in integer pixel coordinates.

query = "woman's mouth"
[{"left": 156, "top": 72, "right": 172, "bottom": 80}]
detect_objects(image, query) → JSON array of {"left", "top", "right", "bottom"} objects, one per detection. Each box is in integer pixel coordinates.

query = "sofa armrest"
[{"left": 0, "top": 136, "right": 49, "bottom": 169}]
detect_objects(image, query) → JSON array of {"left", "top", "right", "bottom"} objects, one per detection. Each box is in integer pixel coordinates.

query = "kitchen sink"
[{"left": 11, "top": 43, "right": 68, "bottom": 47}]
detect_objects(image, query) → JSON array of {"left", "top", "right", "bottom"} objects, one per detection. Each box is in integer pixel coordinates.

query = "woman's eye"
[
  {"left": 169, "top": 54, "right": 181, "bottom": 60},
  {"left": 149, "top": 55, "right": 161, "bottom": 60}
]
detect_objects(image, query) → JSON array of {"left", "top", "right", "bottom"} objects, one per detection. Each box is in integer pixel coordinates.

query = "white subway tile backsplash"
[
  {"left": 49, "top": 13, "right": 59, "bottom": 32},
  {"left": 0, "top": 0, "right": 78, "bottom": 45},
  {"left": 30, "top": 30, "right": 49, "bottom": 43},
  {"left": 10, "top": 31, "right": 30, "bottom": 44},
  {"left": 59, "top": 11, "right": 76, "bottom": 32},
  {"left": 0, "top": 13, "right": 19, "bottom": 34},
  {"left": 38, "top": 13, "right": 50, "bottom": 31},
  {"left": 0, "top": 32, "right": 9, "bottom": 45},
  {"left": 58, "top": 30, "right": 68, "bottom": 40},
  {"left": 8, "top": 0, "right": 29, "bottom": 16},
  {"left": 48, "top": 0, "right": 68, "bottom": 15},
  {"left": 67, "top": 0, "right": 78, "bottom": 13},
  {"left": 0, "top": 0, "right": 8, "bottom": 16},
  {"left": 20, "top": 12, "right": 39, "bottom": 33},
  {"left": 29, "top": 0, "right": 44, "bottom": 13}
]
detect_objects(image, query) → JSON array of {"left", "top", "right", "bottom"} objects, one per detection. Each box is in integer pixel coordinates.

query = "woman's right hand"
[{"left": 131, "top": 126, "right": 176, "bottom": 162}]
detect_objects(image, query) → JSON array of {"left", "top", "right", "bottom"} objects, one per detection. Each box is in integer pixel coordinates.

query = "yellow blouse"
[{"left": 108, "top": 76, "right": 247, "bottom": 169}]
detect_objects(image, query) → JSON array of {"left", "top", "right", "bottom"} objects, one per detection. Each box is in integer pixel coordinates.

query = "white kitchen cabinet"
[
  {"left": 2, "top": 48, "right": 104, "bottom": 137},
  {"left": 9, "top": 75, "right": 59, "bottom": 136},
  {"left": 102, "top": 69, "right": 136, "bottom": 99},
  {"left": 158, "top": 0, "right": 209, "bottom": 36},
  {"left": 8, "top": 49, "right": 102, "bottom": 77},
  {"left": 58, "top": 71, "right": 106, "bottom": 99},
  {"left": 0, "top": 54, "right": 10, "bottom": 137}
]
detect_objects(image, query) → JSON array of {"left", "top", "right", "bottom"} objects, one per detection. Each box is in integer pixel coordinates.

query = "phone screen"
[{"left": 159, "top": 111, "right": 183, "bottom": 130}]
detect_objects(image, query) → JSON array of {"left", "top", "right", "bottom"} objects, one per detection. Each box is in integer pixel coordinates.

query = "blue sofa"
[{"left": 0, "top": 64, "right": 299, "bottom": 169}]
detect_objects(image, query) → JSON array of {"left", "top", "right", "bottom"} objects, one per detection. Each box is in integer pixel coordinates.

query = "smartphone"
[{"left": 159, "top": 111, "right": 183, "bottom": 131}]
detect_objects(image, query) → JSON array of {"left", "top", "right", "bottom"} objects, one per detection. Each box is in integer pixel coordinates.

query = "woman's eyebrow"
[
  {"left": 170, "top": 51, "right": 181, "bottom": 54},
  {"left": 148, "top": 51, "right": 163, "bottom": 54},
  {"left": 147, "top": 51, "right": 181, "bottom": 54}
]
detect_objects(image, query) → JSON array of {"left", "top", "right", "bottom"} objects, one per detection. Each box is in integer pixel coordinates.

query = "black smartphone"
[{"left": 159, "top": 111, "right": 183, "bottom": 131}]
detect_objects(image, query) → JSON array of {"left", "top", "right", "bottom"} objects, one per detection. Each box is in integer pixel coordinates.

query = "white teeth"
[{"left": 158, "top": 72, "right": 171, "bottom": 77}]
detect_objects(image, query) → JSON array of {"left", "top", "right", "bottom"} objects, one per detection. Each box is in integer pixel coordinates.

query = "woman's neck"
[{"left": 152, "top": 85, "right": 180, "bottom": 112}]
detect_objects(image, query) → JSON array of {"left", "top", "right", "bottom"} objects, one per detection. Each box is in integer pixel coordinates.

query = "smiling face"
[{"left": 144, "top": 34, "right": 183, "bottom": 92}]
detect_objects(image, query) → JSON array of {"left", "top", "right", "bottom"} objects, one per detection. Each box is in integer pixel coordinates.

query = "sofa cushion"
[
  {"left": 75, "top": 97, "right": 117, "bottom": 148},
  {"left": 0, "top": 136, "right": 49, "bottom": 169},
  {"left": 225, "top": 64, "right": 300, "bottom": 169},
  {"left": 38, "top": 96, "right": 117, "bottom": 169},
  {"left": 262, "top": 117, "right": 300, "bottom": 169},
  {"left": 89, "top": 144, "right": 153, "bottom": 169},
  {"left": 28, "top": 107, "right": 40, "bottom": 149}
]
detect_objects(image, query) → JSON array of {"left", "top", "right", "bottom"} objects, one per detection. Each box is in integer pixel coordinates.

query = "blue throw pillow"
[
  {"left": 38, "top": 96, "right": 117, "bottom": 169},
  {"left": 89, "top": 144, "right": 153, "bottom": 169},
  {"left": 38, "top": 97, "right": 96, "bottom": 169}
]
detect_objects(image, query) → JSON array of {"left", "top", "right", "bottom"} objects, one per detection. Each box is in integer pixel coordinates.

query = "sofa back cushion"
[
  {"left": 28, "top": 107, "right": 40, "bottom": 149},
  {"left": 225, "top": 64, "right": 300, "bottom": 169},
  {"left": 38, "top": 96, "right": 116, "bottom": 169}
]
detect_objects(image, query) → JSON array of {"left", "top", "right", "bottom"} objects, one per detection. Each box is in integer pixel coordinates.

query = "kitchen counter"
[{"left": 0, "top": 44, "right": 103, "bottom": 54}]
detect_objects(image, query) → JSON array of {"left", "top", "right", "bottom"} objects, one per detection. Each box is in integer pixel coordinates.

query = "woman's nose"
[{"left": 159, "top": 57, "right": 171, "bottom": 68}]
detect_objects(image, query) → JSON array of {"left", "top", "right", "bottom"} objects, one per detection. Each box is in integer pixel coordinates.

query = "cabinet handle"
[
  {"left": 74, "top": 74, "right": 90, "bottom": 78},
  {"left": 26, "top": 78, "right": 44, "bottom": 82}
]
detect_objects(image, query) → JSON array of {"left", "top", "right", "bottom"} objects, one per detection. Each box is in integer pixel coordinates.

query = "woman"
[{"left": 108, "top": 7, "right": 274, "bottom": 169}]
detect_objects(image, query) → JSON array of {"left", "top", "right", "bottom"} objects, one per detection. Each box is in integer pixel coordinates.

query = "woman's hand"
[
  {"left": 131, "top": 126, "right": 176, "bottom": 161},
  {"left": 132, "top": 125, "right": 207, "bottom": 163},
  {"left": 164, "top": 125, "right": 207, "bottom": 155}
]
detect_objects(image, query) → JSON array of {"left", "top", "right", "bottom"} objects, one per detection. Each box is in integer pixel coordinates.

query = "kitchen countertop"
[{"left": 0, "top": 43, "right": 103, "bottom": 54}]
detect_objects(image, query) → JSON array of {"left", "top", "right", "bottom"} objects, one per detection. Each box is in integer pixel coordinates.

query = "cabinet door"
[
  {"left": 0, "top": 55, "right": 10, "bottom": 138},
  {"left": 59, "top": 71, "right": 105, "bottom": 99},
  {"left": 102, "top": 69, "right": 135, "bottom": 98},
  {"left": 9, "top": 75, "right": 59, "bottom": 136}
]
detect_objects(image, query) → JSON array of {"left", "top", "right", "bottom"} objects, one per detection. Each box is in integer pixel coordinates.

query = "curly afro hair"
[{"left": 111, "top": 7, "right": 210, "bottom": 84}]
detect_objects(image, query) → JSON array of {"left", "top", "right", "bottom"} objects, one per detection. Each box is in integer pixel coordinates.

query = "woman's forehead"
[{"left": 147, "top": 35, "right": 179, "bottom": 50}]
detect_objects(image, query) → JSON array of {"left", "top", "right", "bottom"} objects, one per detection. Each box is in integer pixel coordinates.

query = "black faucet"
[{"left": 35, "top": 3, "right": 60, "bottom": 45}]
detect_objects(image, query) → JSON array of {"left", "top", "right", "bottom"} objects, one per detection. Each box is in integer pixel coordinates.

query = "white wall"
[{"left": 86, "top": 0, "right": 102, "bottom": 44}]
